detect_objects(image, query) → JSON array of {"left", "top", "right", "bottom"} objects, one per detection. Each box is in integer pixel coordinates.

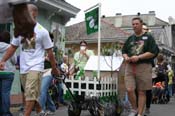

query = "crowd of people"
[
  {"left": 0, "top": 3, "right": 95, "bottom": 116},
  {"left": 0, "top": 2, "right": 175, "bottom": 116}
]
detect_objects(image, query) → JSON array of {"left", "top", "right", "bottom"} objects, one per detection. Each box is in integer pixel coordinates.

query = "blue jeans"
[
  {"left": 39, "top": 75, "right": 56, "bottom": 112},
  {"left": 58, "top": 82, "right": 64, "bottom": 103},
  {"left": 168, "top": 84, "right": 173, "bottom": 97},
  {"left": 0, "top": 73, "right": 14, "bottom": 116}
]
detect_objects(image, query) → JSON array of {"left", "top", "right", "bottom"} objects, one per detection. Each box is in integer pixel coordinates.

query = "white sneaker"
[
  {"left": 45, "top": 111, "right": 55, "bottom": 115},
  {"left": 36, "top": 110, "right": 46, "bottom": 116},
  {"left": 128, "top": 109, "right": 137, "bottom": 116}
]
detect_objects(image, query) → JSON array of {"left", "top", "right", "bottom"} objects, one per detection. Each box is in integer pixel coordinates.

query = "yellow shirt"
[{"left": 168, "top": 70, "right": 174, "bottom": 85}]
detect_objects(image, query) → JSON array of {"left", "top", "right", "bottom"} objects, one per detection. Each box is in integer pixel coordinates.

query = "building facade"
[{"left": 103, "top": 11, "right": 175, "bottom": 69}]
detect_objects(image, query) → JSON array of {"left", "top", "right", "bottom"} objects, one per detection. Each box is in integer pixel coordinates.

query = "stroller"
[{"left": 152, "top": 81, "right": 169, "bottom": 104}]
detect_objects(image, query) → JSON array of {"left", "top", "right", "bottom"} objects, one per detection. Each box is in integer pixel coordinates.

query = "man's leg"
[
  {"left": 19, "top": 82, "right": 25, "bottom": 111},
  {"left": 46, "top": 92, "right": 56, "bottom": 112},
  {"left": 144, "top": 90, "right": 152, "bottom": 115},
  {"left": 136, "top": 63, "right": 152, "bottom": 115},
  {"left": 19, "top": 75, "right": 26, "bottom": 111},
  {"left": 35, "top": 101, "right": 42, "bottom": 113},
  {"left": 24, "top": 100, "right": 35, "bottom": 116},
  {"left": 24, "top": 71, "right": 42, "bottom": 116},
  {"left": 24, "top": 100, "right": 41, "bottom": 116},
  {"left": 58, "top": 82, "right": 65, "bottom": 104},
  {"left": 168, "top": 84, "right": 173, "bottom": 97},
  {"left": 39, "top": 75, "right": 51, "bottom": 112},
  {"left": 146, "top": 90, "right": 152, "bottom": 109},
  {"left": 39, "top": 75, "right": 53, "bottom": 112},
  {"left": 127, "top": 89, "right": 137, "bottom": 110},
  {"left": 138, "top": 90, "right": 146, "bottom": 115},
  {"left": 125, "top": 63, "right": 138, "bottom": 115}
]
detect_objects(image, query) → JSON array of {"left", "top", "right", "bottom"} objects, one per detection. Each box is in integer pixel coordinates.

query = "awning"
[
  {"left": 37, "top": 0, "right": 80, "bottom": 18},
  {"left": 161, "top": 46, "right": 175, "bottom": 55}
]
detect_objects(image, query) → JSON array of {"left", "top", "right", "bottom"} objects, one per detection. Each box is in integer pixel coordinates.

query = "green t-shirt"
[
  {"left": 122, "top": 32, "right": 159, "bottom": 63},
  {"left": 74, "top": 49, "right": 94, "bottom": 69}
]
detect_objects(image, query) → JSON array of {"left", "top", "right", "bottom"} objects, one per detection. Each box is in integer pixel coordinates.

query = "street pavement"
[
  {"left": 12, "top": 96, "right": 175, "bottom": 116},
  {"left": 148, "top": 96, "right": 175, "bottom": 116}
]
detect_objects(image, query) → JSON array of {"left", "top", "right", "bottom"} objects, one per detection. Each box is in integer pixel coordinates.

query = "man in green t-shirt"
[{"left": 122, "top": 17, "right": 159, "bottom": 116}]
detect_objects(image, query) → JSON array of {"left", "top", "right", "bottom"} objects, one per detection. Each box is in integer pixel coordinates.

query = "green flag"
[{"left": 85, "top": 7, "right": 99, "bottom": 35}]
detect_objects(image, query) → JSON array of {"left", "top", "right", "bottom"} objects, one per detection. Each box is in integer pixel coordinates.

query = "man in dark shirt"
[{"left": 122, "top": 17, "right": 159, "bottom": 116}]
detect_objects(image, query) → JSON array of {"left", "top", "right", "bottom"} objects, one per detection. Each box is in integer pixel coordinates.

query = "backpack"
[
  {"left": 155, "top": 63, "right": 168, "bottom": 83},
  {"left": 157, "top": 64, "right": 165, "bottom": 74},
  {"left": 156, "top": 63, "right": 167, "bottom": 75}
]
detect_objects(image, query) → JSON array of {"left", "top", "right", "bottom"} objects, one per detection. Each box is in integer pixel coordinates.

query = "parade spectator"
[
  {"left": 152, "top": 81, "right": 165, "bottom": 103},
  {"left": 0, "top": 4, "right": 60, "bottom": 116},
  {"left": 155, "top": 54, "right": 169, "bottom": 102},
  {"left": 173, "top": 72, "right": 175, "bottom": 96},
  {"left": 15, "top": 55, "right": 26, "bottom": 112},
  {"left": 122, "top": 17, "right": 159, "bottom": 116},
  {"left": 73, "top": 40, "right": 94, "bottom": 79},
  {"left": 39, "top": 60, "right": 56, "bottom": 115},
  {"left": 167, "top": 65, "right": 174, "bottom": 97},
  {"left": 39, "top": 32, "right": 56, "bottom": 115},
  {"left": 74, "top": 40, "right": 94, "bottom": 69},
  {"left": 58, "top": 54, "right": 69, "bottom": 105},
  {"left": 0, "top": 31, "right": 17, "bottom": 116},
  {"left": 142, "top": 23, "right": 155, "bottom": 116},
  {"left": 155, "top": 54, "right": 168, "bottom": 83}
]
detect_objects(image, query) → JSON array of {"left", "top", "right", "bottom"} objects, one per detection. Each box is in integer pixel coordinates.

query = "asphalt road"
[{"left": 12, "top": 96, "right": 175, "bottom": 116}]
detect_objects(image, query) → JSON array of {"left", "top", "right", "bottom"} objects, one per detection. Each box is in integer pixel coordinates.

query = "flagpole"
[
  {"left": 84, "top": 3, "right": 101, "bottom": 79},
  {"left": 97, "top": 3, "right": 101, "bottom": 80}
]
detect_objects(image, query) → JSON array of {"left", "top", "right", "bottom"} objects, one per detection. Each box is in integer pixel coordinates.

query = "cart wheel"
[
  {"left": 89, "top": 102, "right": 103, "bottom": 116},
  {"left": 68, "top": 102, "right": 81, "bottom": 116},
  {"left": 55, "top": 102, "right": 59, "bottom": 109}
]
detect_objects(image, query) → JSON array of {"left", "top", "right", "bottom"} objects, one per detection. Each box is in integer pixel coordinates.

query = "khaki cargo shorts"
[
  {"left": 20, "top": 71, "right": 43, "bottom": 101},
  {"left": 124, "top": 63, "right": 152, "bottom": 90}
]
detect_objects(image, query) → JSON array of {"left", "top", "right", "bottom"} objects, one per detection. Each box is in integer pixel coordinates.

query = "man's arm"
[
  {"left": 130, "top": 52, "right": 155, "bottom": 63},
  {"left": 0, "top": 45, "right": 18, "bottom": 70},
  {"left": 123, "top": 53, "right": 131, "bottom": 62},
  {"left": 137, "top": 52, "right": 155, "bottom": 60},
  {"left": 46, "top": 48, "right": 60, "bottom": 76},
  {"left": 1, "top": 45, "right": 18, "bottom": 62}
]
